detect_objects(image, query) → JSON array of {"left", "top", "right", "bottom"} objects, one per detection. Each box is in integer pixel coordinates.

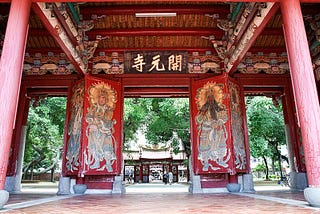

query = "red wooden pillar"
[
  {"left": 7, "top": 86, "right": 30, "bottom": 177},
  {"left": 281, "top": 0, "right": 320, "bottom": 188},
  {"left": 0, "top": 0, "right": 32, "bottom": 190},
  {"left": 283, "top": 84, "right": 305, "bottom": 173},
  {"left": 139, "top": 164, "right": 143, "bottom": 183},
  {"left": 281, "top": 0, "right": 320, "bottom": 206}
]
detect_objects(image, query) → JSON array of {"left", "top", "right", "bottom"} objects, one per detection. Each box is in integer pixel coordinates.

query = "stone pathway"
[{"left": 1, "top": 183, "right": 319, "bottom": 213}]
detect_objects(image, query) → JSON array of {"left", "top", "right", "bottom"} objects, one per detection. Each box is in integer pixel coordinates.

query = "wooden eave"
[{"left": 1, "top": 1, "right": 319, "bottom": 97}]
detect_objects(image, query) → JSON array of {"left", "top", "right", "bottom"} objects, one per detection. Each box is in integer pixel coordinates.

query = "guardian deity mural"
[
  {"left": 195, "top": 82, "right": 230, "bottom": 171},
  {"left": 84, "top": 82, "right": 117, "bottom": 172},
  {"left": 66, "top": 82, "right": 84, "bottom": 172},
  {"left": 229, "top": 81, "right": 247, "bottom": 170}
]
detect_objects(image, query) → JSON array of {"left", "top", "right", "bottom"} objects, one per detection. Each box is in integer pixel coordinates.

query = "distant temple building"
[{"left": 123, "top": 132, "right": 188, "bottom": 183}]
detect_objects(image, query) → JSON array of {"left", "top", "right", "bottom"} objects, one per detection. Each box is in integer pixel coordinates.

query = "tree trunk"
[
  {"left": 50, "top": 168, "right": 54, "bottom": 182},
  {"left": 278, "top": 153, "right": 283, "bottom": 179},
  {"left": 271, "top": 158, "right": 275, "bottom": 175},
  {"left": 262, "top": 156, "right": 269, "bottom": 180},
  {"left": 31, "top": 166, "right": 34, "bottom": 180}
]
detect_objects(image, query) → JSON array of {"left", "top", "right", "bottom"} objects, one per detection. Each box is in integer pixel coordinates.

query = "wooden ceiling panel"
[
  {"left": 1, "top": 1, "right": 319, "bottom": 76},
  {"left": 94, "top": 14, "right": 219, "bottom": 30},
  {"left": 253, "top": 35, "right": 285, "bottom": 49},
  {"left": 26, "top": 37, "right": 36, "bottom": 49},
  {"left": 99, "top": 35, "right": 212, "bottom": 50},
  {"left": 266, "top": 14, "right": 282, "bottom": 28}
]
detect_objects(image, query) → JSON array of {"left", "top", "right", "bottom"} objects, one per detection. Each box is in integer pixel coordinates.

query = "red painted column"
[
  {"left": 0, "top": 0, "right": 31, "bottom": 190},
  {"left": 280, "top": 0, "right": 320, "bottom": 187}
]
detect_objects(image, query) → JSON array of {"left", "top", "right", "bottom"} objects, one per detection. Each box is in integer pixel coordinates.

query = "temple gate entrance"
[
  {"left": 1, "top": 0, "right": 320, "bottom": 208},
  {"left": 62, "top": 71, "right": 250, "bottom": 193}
]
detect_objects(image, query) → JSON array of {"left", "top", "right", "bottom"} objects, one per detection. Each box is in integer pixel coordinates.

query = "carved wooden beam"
[
  {"left": 53, "top": 3, "right": 78, "bottom": 46},
  {"left": 28, "top": 27, "right": 282, "bottom": 40},
  {"left": 27, "top": 0, "right": 312, "bottom": 3},
  {"left": 1, "top": 0, "right": 320, "bottom": 3},
  {"left": 226, "top": 2, "right": 279, "bottom": 74},
  {"left": 78, "top": 4, "right": 230, "bottom": 18},
  {"left": 32, "top": 2, "right": 86, "bottom": 75},
  {"left": 225, "top": 3, "right": 258, "bottom": 51}
]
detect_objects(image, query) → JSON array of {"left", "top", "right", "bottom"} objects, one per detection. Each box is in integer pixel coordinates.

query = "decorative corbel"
[
  {"left": 217, "top": 19, "right": 233, "bottom": 33},
  {"left": 77, "top": 14, "right": 107, "bottom": 65},
  {"left": 82, "top": 35, "right": 108, "bottom": 62},
  {"left": 202, "top": 35, "right": 227, "bottom": 60}
]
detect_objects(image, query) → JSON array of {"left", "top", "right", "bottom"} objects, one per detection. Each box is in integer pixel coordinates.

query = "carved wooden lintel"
[{"left": 237, "top": 52, "right": 288, "bottom": 74}]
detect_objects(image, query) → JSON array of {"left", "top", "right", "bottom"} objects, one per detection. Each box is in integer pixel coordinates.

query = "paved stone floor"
[{"left": 1, "top": 183, "right": 320, "bottom": 214}]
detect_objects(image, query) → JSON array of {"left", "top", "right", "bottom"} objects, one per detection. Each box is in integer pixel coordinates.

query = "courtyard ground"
[{"left": 1, "top": 181, "right": 319, "bottom": 213}]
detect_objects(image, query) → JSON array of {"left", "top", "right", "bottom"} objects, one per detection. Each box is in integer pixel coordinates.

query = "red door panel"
[
  {"left": 80, "top": 75, "right": 122, "bottom": 175},
  {"left": 191, "top": 74, "right": 234, "bottom": 174}
]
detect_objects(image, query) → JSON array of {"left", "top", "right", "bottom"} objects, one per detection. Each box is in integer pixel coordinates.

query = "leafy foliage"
[
  {"left": 246, "top": 96, "right": 286, "bottom": 179},
  {"left": 123, "top": 98, "right": 151, "bottom": 149},
  {"left": 24, "top": 97, "right": 66, "bottom": 178},
  {"left": 253, "top": 163, "right": 267, "bottom": 173},
  {"left": 124, "top": 98, "right": 190, "bottom": 155}
]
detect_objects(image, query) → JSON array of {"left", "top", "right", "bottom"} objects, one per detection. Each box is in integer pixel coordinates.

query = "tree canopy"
[
  {"left": 246, "top": 96, "right": 286, "bottom": 179},
  {"left": 124, "top": 98, "right": 190, "bottom": 155},
  {"left": 24, "top": 97, "right": 66, "bottom": 179}
]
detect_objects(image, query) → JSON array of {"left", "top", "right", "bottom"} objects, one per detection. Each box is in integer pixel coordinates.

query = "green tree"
[
  {"left": 24, "top": 97, "right": 66, "bottom": 180},
  {"left": 253, "top": 163, "right": 267, "bottom": 179},
  {"left": 123, "top": 98, "right": 151, "bottom": 149},
  {"left": 124, "top": 98, "right": 190, "bottom": 156},
  {"left": 145, "top": 98, "right": 190, "bottom": 155},
  {"left": 246, "top": 96, "right": 286, "bottom": 180}
]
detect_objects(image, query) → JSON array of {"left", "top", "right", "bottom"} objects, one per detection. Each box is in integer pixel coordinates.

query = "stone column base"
[
  {"left": 226, "top": 183, "right": 241, "bottom": 192},
  {"left": 0, "top": 190, "right": 9, "bottom": 209},
  {"left": 70, "top": 178, "right": 76, "bottom": 194},
  {"left": 73, "top": 184, "right": 87, "bottom": 194},
  {"left": 112, "top": 176, "right": 125, "bottom": 194},
  {"left": 304, "top": 187, "right": 320, "bottom": 207},
  {"left": 289, "top": 172, "right": 308, "bottom": 191},
  {"left": 241, "top": 174, "right": 255, "bottom": 192},
  {"left": 5, "top": 176, "right": 21, "bottom": 193},
  {"left": 189, "top": 175, "right": 203, "bottom": 194},
  {"left": 57, "top": 176, "right": 71, "bottom": 195}
]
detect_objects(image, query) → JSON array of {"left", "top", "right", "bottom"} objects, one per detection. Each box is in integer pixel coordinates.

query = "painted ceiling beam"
[
  {"left": 32, "top": 0, "right": 320, "bottom": 3},
  {"left": 95, "top": 47, "right": 215, "bottom": 53},
  {"left": 28, "top": 27, "right": 283, "bottom": 39},
  {"left": 86, "top": 28, "right": 225, "bottom": 40},
  {"left": 124, "top": 87, "right": 189, "bottom": 97},
  {"left": 25, "top": 47, "right": 215, "bottom": 54},
  {"left": 32, "top": 2, "right": 86, "bottom": 76},
  {"left": 233, "top": 3, "right": 259, "bottom": 47},
  {"left": 1, "top": 0, "right": 320, "bottom": 3},
  {"left": 22, "top": 74, "right": 78, "bottom": 87},
  {"left": 25, "top": 46, "right": 287, "bottom": 55},
  {"left": 78, "top": 5, "right": 230, "bottom": 17},
  {"left": 226, "top": 2, "right": 279, "bottom": 74},
  {"left": 234, "top": 73, "right": 290, "bottom": 87},
  {"left": 28, "top": 28, "right": 225, "bottom": 38},
  {"left": 27, "top": 88, "right": 68, "bottom": 96},
  {"left": 52, "top": 3, "right": 78, "bottom": 46},
  {"left": 23, "top": 47, "right": 208, "bottom": 54}
]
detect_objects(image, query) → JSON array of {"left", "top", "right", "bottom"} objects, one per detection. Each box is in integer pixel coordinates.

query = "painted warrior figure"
[
  {"left": 229, "top": 84, "right": 246, "bottom": 170},
  {"left": 66, "top": 83, "right": 84, "bottom": 172},
  {"left": 85, "top": 82, "right": 117, "bottom": 172},
  {"left": 195, "top": 82, "right": 230, "bottom": 171}
]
